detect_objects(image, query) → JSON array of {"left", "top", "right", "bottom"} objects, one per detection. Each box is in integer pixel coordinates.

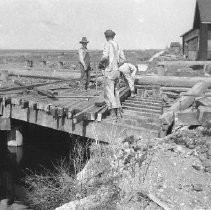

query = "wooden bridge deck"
[{"left": 0, "top": 78, "right": 163, "bottom": 142}]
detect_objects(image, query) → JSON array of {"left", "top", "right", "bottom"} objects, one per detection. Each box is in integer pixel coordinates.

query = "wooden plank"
[
  {"left": 73, "top": 105, "right": 95, "bottom": 124},
  {"left": 97, "top": 106, "right": 108, "bottom": 122},
  {"left": 86, "top": 105, "right": 107, "bottom": 121},
  {"left": 0, "top": 80, "right": 66, "bottom": 93},
  {"left": 34, "top": 87, "right": 58, "bottom": 98},
  {"left": 158, "top": 61, "right": 211, "bottom": 66}
]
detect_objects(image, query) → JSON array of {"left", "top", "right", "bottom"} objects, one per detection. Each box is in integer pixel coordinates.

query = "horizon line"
[{"left": 0, "top": 48, "right": 164, "bottom": 51}]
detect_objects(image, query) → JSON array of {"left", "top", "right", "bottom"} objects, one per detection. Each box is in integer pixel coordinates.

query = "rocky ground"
[{"left": 56, "top": 125, "right": 211, "bottom": 210}]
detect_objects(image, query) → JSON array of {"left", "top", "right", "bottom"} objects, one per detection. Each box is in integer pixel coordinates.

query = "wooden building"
[{"left": 181, "top": 0, "right": 211, "bottom": 60}]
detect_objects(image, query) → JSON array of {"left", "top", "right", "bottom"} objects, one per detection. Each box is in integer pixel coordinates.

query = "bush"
[
  {"left": 24, "top": 139, "right": 90, "bottom": 209},
  {"left": 24, "top": 161, "right": 78, "bottom": 210}
]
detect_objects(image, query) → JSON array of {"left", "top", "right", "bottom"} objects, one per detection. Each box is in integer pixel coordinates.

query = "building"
[
  {"left": 170, "top": 42, "right": 181, "bottom": 54},
  {"left": 181, "top": 0, "right": 211, "bottom": 60}
]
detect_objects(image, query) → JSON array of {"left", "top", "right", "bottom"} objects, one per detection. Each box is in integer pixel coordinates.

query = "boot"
[
  {"left": 116, "top": 108, "right": 122, "bottom": 119},
  {"left": 131, "top": 91, "right": 135, "bottom": 98},
  {"left": 109, "top": 108, "right": 117, "bottom": 120}
]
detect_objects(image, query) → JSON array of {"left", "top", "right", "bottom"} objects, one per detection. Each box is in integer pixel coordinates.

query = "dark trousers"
[{"left": 79, "top": 64, "right": 91, "bottom": 90}]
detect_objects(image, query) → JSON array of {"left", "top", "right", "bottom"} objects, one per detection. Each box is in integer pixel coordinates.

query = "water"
[{"left": 0, "top": 123, "right": 88, "bottom": 207}]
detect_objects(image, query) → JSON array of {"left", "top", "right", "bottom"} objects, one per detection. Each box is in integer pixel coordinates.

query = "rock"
[
  {"left": 198, "top": 154, "right": 207, "bottom": 162},
  {"left": 205, "top": 140, "right": 211, "bottom": 148},
  {"left": 123, "top": 142, "right": 130, "bottom": 149},
  {"left": 187, "top": 144, "right": 196, "bottom": 149},
  {"left": 202, "top": 159, "right": 211, "bottom": 168},
  {"left": 199, "top": 145, "right": 208, "bottom": 154},
  {"left": 206, "top": 148, "right": 211, "bottom": 157},
  {"left": 205, "top": 166, "right": 211, "bottom": 173},
  {"left": 77, "top": 158, "right": 111, "bottom": 184},
  {"left": 192, "top": 184, "right": 203, "bottom": 192},
  {"left": 192, "top": 164, "right": 202, "bottom": 171}
]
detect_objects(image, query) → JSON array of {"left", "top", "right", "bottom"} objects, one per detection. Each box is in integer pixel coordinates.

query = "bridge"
[{"left": 0, "top": 76, "right": 163, "bottom": 145}]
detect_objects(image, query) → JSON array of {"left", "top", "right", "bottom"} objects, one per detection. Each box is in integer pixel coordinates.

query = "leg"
[
  {"left": 125, "top": 74, "right": 135, "bottom": 97},
  {"left": 104, "top": 77, "right": 117, "bottom": 109},
  {"left": 86, "top": 66, "right": 91, "bottom": 89},
  {"left": 114, "top": 78, "right": 122, "bottom": 118},
  {"left": 114, "top": 78, "right": 121, "bottom": 109},
  {"left": 79, "top": 64, "right": 86, "bottom": 89},
  {"left": 124, "top": 74, "right": 135, "bottom": 92}
]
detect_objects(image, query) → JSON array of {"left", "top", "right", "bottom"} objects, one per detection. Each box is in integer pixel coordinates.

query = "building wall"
[
  {"left": 208, "top": 24, "right": 211, "bottom": 60},
  {"left": 199, "top": 23, "right": 208, "bottom": 60},
  {"left": 183, "top": 36, "right": 199, "bottom": 60}
]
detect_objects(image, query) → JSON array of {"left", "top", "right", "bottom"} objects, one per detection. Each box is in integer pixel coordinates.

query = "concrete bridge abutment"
[{"left": 0, "top": 117, "right": 23, "bottom": 147}]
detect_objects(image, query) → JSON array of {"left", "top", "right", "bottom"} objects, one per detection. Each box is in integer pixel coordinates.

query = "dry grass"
[
  {"left": 24, "top": 132, "right": 155, "bottom": 209},
  {"left": 24, "top": 138, "right": 90, "bottom": 210},
  {"left": 24, "top": 161, "right": 78, "bottom": 210}
]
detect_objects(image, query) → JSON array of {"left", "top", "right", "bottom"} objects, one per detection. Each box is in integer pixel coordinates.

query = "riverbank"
[{"left": 54, "top": 126, "right": 211, "bottom": 210}]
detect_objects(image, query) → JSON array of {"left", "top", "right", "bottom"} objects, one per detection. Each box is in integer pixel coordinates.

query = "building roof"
[
  {"left": 181, "top": 29, "right": 195, "bottom": 37},
  {"left": 197, "top": 0, "right": 211, "bottom": 23}
]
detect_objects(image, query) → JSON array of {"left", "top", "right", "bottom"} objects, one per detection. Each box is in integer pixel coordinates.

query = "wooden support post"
[
  {"left": 4, "top": 97, "right": 11, "bottom": 107},
  {"left": 0, "top": 97, "right": 3, "bottom": 115},
  {"left": 20, "top": 100, "right": 29, "bottom": 109}
]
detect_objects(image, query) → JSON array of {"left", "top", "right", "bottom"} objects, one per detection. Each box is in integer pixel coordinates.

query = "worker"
[
  {"left": 78, "top": 37, "right": 91, "bottom": 90},
  {"left": 98, "top": 29, "right": 125, "bottom": 120},
  {"left": 119, "top": 62, "right": 138, "bottom": 98}
]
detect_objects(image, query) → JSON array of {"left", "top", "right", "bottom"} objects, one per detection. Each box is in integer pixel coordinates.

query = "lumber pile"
[{"left": 160, "top": 81, "right": 211, "bottom": 135}]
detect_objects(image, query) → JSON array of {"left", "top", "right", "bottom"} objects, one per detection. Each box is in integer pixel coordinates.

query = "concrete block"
[
  {"left": 7, "top": 127, "right": 23, "bottom": 147},
  {"left": 176, "top": 110, "right": 201, "bottom": 126},
  {"left": 197, "top": 106, "right": 211, "bottom": 123},
  {"left": 0, "top": 117, "right": 11, "bottom": 130}
]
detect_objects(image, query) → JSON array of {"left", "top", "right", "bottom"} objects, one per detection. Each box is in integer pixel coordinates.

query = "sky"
[{"left": 0, "top": 0, "right": 196, "bottom": 50}]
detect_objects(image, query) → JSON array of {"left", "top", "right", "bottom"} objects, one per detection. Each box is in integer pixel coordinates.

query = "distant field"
[{"left": 0, "top": 49, "right": 161, "bottom": 70}]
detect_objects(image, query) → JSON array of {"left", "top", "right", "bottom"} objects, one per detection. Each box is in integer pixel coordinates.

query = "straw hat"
[{"left": 79, "top": 37, "right": 89, "bottom": 44}]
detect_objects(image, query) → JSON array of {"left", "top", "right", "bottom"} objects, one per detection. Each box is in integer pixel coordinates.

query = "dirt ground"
[
  {"left": 58, "top": 126, "right": 211, "bottom": 210},
  {"left": 142, "top": 127, "right": 211, "bottom": 209}
]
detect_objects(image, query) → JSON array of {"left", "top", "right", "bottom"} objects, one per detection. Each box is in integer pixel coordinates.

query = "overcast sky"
[{"left": 0, "top": 0, "right": 196, "bottom": 50}]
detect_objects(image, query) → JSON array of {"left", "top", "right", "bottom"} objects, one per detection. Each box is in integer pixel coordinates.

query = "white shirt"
[
  {"left": 101, "top": 40, "right": 125, "bottom": 72},
  {"left": 119, "top": 63, "right": 137, "bottom": 76}
]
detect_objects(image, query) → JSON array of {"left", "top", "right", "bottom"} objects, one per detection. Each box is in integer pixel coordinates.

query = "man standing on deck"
[
  {"left": 119, "top": 62, "right": 137, "bottom": 98},
  {"left": 98, "top": 29, "right": 125, "bottom": 120},
  {"left": 78, "top": 37, "right": 91, "bottom": 90}
]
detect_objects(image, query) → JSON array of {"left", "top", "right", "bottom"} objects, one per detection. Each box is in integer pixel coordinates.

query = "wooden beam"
[
  {"left": 136, "top": 76, "right": 211, "bottom": 88},
  {"left": 0, "top": 80, "right": 67, "bottom": 93},
  {"left": 158, "top": 61, "right": 211, "bottom": 66}
]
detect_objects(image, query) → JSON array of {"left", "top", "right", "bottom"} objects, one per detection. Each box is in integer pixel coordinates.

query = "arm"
[
  {"left": 119, "top": 49, "right": 126, "bottom": 63},
  {"left": 101, "top": 42, "right": 110, "bottom": 62},
  {"left": 78, "top": 49, "right": 86, "bottom": 69},
  {"left": 130, "top": 64, "right": 137, "bottom": 78}
]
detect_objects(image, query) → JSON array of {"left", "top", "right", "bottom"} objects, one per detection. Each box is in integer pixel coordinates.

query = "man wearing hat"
[
  {"left": 98, "top": 29, "right": 125, "bottom": 120},
  {"left": 78, "top": 37, "right": 91, "bottom": 90}
]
